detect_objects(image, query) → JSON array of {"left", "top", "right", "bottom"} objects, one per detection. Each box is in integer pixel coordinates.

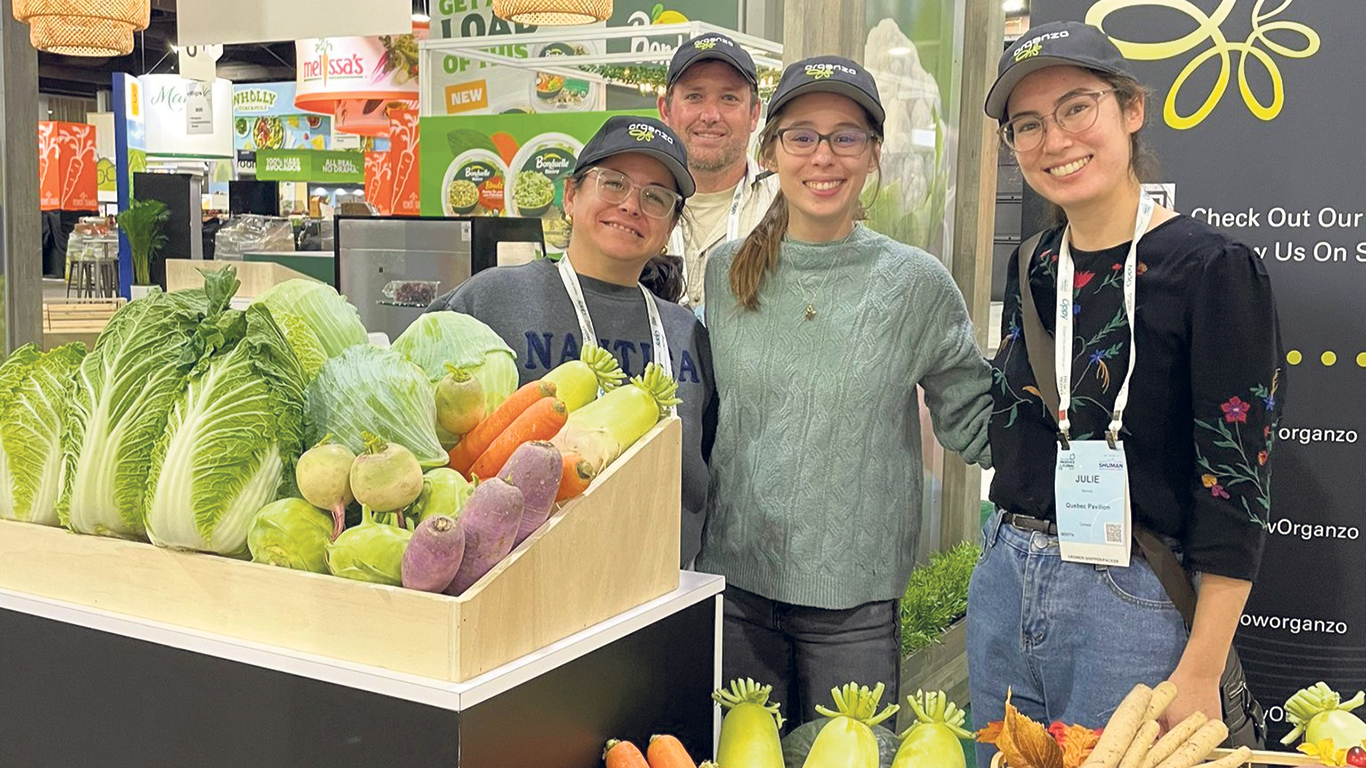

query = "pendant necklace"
[{"left": 788, "top": 228, "right": 856, "bottom": 321}]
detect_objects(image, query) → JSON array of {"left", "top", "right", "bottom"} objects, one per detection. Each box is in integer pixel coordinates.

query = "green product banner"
[
  {"left": 256, "top": 149, "right": 365, "bottom": 183},
  {"left": 420, "top": 110, "right": 653, "bottom": 250}
]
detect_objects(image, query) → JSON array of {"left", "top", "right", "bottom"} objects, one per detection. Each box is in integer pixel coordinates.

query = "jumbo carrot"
[
  {"left": 647, "top": 734, "right": 697, "bottom": 768},
  {"left": 604, "top": 739, "right": 649, "bottom": 768},
  {"left": 556, "top": 452, "right": 596, "bottom": 502},
  {"left": 448, "top": 380, "right": 556, "bottom": 475},
  {"left": 468, "top": 397, "right": 568, "bottom": 480}
]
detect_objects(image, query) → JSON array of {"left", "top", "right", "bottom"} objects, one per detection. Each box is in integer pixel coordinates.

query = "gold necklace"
[{"left": 790, "top": 258, "right": 841, "bottom": 320}]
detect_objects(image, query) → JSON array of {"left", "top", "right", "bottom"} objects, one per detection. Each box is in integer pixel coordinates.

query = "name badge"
[{"left": 1055, "top": 440, "right": 1131, "bottom": 566}]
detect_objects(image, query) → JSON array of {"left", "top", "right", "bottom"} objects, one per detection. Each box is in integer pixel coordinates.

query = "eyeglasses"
[
  {"left": 775, "top": 127, "right": 879, "bottom": 157},
  {"left": 999, "top": 89, "right": 1116, "bottom": 152},
  {"left": 585, "top": 167, "right": 682, "bottom": 219}
]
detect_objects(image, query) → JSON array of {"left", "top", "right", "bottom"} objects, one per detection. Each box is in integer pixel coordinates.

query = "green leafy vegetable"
[
  {"left": 392, "top": 311, "right": 519, "bottom": 414},
  {"left": 304, "top": 344, "right": 447, "bottom": 469},
  {"left": 0, "top": 343, "right": 85, "bottom": 526},
  {"left": 255, "top": 279, "right": 367, "bottom": 358},
  {"left": 143, "top": 302, "right": 306, "bottom": 556}
]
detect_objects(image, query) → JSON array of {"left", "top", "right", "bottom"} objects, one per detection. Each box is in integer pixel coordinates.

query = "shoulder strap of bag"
[{"left": 1014, "top": 231, "right": 1198, "bottom": 627}]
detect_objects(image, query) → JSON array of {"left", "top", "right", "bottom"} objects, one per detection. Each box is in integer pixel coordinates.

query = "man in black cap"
[{"left": 659, "top": 32, "right": 778, "bottom": 312}]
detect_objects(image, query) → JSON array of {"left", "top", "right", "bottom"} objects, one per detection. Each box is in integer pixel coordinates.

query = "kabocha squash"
[
  {"left": 714, "top": 678, "right": 786, "bottom": 768},
  {"left": 802, "top": 683, "right": 899, "bottom": 768}
]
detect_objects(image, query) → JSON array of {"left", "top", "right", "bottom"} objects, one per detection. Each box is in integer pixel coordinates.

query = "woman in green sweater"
[{"left": 697, "top": 56, "right": 993, "bottom": 729}]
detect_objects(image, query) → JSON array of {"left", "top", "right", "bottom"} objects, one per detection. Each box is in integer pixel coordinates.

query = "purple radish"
[
  {"left": 402, "top": 515, "right": 467, "bottom": 593},
  {"left": 445, "top": 478, "right": 525, "bottom": 596},
  {"left": 500, "top": 441, "right": 563, "bottom": 546}
]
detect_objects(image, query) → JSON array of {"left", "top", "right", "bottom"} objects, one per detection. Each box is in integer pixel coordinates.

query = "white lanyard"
[
  {"left": 1055, "top": 192, "right": 1153, "bottom": 446},
  {"left": 670, "top": 177, "right": 747, "bottom": 268},
  {"left": 556, "top": 254, "right": 674, "bottom": 412}
]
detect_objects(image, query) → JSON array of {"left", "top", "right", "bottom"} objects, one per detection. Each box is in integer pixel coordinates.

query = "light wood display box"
[
  {"left": 0, "top": 418, "right": 682, "bottom": 683},
  {"left": 992, "top": 748, "right": 1319, "bottom": 767}
]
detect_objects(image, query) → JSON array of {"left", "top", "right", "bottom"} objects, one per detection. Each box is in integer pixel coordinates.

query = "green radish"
[
  {"left": 1281, "top": 682, "right": 1366, "bottom": 746},
  {"left": 435, "top": 364, "right": 485, "bottom": 435},
  {"left": 714, "top": 678, "right": 785, "bottom": 768},
  {"left": 541, "top": 343, "right": 624, "bottom": 411},
  {"left": 803, "top": 682, "right": 900, "bottom": 768},
  {"left": 891, "top": 690, "right": 970, "bottom": 768},
  {"left": 551, "top": 362, "right": 681, "bottom": 472}
]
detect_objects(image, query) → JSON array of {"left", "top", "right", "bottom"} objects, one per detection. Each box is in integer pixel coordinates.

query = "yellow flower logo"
[
  {"left": 629, "top": 127, "right": 654, "bottom": 142},
  {"left": 1086, "top": 0, "right": 1320, "bottom": 130},
  {"left": 695, "top": 39, "right": 718, "bottom": 51},
  {"left": 805, "top": 65, "right": 834, "bottom": 80},
  {"left": 1014, "top": 41, "right": 1043, "bottom": 61}
]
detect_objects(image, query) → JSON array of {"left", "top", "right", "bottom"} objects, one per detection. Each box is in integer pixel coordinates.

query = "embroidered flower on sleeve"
[
  {"left": 1258, "top": 450, "right": 1269, "bottom": 466},
  {"left": 1211, "top": 483, "right": 1230, "bottom": 499},
  {"left": 1074, "top": 271, "right": 1095, "bottom": 289},
  {"left": 1220, "top": 396, "right": 1251, "bottom": 423},
  {"left": 1202, "top": 474, "right": 1218, "bottom": 488}
]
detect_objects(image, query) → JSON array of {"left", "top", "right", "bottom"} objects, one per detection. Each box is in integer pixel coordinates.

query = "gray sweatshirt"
[{"left": 428, "top": 258, "right": 718, "bottom": 567}]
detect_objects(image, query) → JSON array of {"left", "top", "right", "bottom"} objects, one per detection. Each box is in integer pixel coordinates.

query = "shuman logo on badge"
[{"left": 1055, "top": 440, "right": 1132, "bottom": 566}]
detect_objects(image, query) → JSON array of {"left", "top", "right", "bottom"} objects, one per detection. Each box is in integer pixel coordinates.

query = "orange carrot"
[
  {"left": 468, "top": 397, "right": 569, "bottom": 480},
  {"left": 647, "top": 734, "right": 696, "bottom": 768},
  {"left": 604, "top": 739, "right": 649, "bottom": 768},
  {"left": 448, "top": 380, "right": 556, "bottom": 475},
  {"left": 556, "top": 452, "right": 596, "bottom": 502}
]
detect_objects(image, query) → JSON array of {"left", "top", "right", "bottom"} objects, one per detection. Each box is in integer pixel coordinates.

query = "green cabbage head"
[
  {"left": 0, "top": 342, "right": 85, "bottom": 526},
  {"left": 256, "top": 279, "right": 367, "bottom": 358},
  {"left": 392, "top": 311, "right": 518, "bottom": 415},
  {"left": 247, "top": 498, "right": 333, "bottom": 573},
  {"left": 143, "top": 304, "right": 306, "bottom": 556}
]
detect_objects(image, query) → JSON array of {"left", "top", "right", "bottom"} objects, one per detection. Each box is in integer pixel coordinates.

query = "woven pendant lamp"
[
  {"left": 12, "top": 0, "right": 151, "bottom": 57},
  {"left": 492, "top": 0, "right": 611, "bottom": 25}
]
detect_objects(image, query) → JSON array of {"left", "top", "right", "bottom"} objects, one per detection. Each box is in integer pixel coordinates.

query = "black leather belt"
[{"left": 1003, "top": 513, "right": 1058, "bottom": 536}]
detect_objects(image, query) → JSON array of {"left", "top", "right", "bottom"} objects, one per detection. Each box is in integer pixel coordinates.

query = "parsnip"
[
  {"left": 1144, "top": 682, "right": 1179, "bottom": 721},
  {"left": 1192, "top": 746, "right": 1252, "bottom": 768},
  {"left": 1140, "top": 712, "right": 1209, "bottom": 768},
  {"left": 1152, "top": 720, "right": 1229, "bottom": 768},
  {"left": 1117, "top": 720, "right": 1160, "bottom": 768},
  {"left": 1083, "top": 684, "right": 1154, "bottom": 768}
]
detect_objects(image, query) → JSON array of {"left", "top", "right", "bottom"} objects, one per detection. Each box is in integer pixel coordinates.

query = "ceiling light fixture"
[
  {"left": 11, "top": 0, "right": 150, "bottom": 57},
  {"left": 492, "top": 0, "right": 612, "bottom": 26}
]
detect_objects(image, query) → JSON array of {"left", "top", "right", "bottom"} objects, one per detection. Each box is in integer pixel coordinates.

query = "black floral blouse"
[{"left": 988, "top": 215, "right": 1284, "bottom": 582}]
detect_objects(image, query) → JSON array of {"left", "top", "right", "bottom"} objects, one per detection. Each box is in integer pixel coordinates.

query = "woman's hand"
[{"left": 1160, "top": 665, "right": 1222, "bottom": 732}]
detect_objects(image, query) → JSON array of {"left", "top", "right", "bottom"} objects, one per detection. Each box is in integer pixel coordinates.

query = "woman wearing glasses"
[
  {"left": 968, "top": 21, "right": 1282, "bottom": 755},
  {"left": 697, "top": 56, "right": 992, "bottom": 727},
  {"left": 429, "top": 115, "right": 718, "bottom": 569}
]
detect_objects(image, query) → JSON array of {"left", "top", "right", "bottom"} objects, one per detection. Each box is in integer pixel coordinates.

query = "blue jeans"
[{"left": 967, "top": 511, "right": 1187, "bottom": 766}]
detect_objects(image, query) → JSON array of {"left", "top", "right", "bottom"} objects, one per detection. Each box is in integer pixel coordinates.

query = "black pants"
[{"left": 721, "top": 585, "right": 900, "bottom": 733}]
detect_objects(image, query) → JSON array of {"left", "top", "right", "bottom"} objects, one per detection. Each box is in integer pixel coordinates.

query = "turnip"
[
  {"left": 499, "top": 441, "right": 562, "bottom": 546},
  {"left": 891, "top": 690, "right": 971, "bottom": 768},
  {"left": 350, "top": 431, "right": 423, "bottom": 515},
  {"left": 325, "top": 505, "right": 411, "bottom": 586},
  {"left": 803, "top": 682, "right": 899, "bottom": 768},
  {"left": 445, "top": 477, "right": 524, "bottom": 596},
  {"left": 401, "top": 514, "right": 466, "bottom": 593},
  {"left": 434, "top": 364, "right": 485, "bottom": 436},
  {"left": 1282, "top": 682, "right": 1366, "bottom": 747},
  {"left": 296, "top": 435, "right": 356, "bottom": 541}
]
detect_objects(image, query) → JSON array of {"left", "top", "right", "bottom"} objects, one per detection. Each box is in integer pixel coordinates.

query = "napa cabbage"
[
  {"left": 392, "top": 311, "right": 518, "bottom": 414},
  {"left": 0, "top": 343, "right": 85, "bottom": 526},
  {"left": 255, "top": 279, "right": 367, "bottom": 358},
  {"left": 304, "top": 344, "right": 447, "bottom": 469},
  {"left": 143, "top": 303, "right": 306, "bottom": 556}
]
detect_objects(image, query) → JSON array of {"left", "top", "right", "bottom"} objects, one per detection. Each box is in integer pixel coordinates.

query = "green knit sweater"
[{"left": 697, "top": 225, "right": 993, "bottom": 610}]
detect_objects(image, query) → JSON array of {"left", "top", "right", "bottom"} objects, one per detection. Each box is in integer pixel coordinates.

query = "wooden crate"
[
  {"left": 991, "top": 748, "right": 1319, "bottom": 767},
  {"left": 41, "top": 298, "right": 126, "bottom": 350},
  {"left": 0, "top": 418, "right": 682, "bottom": 682}
]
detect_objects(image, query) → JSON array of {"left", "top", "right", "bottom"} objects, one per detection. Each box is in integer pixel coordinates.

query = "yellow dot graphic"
[
  {"left": 1322, "top": 351, "right": 1337, "bottom": 366},
  {"left": 1287, "top": 350, "right": 1302, "bottom": 365},
  {"left": 1358, "top": 353, "right": 1366, "bottom": 368}
]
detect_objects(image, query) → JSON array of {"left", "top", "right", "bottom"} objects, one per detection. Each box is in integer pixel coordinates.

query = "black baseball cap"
[
  {"left": 666, "top": 33, "right": 758, "bottom": 86},
  {"left": 573, "top": 115, "right": 696, "bottom": 198},
  {"left": 766, "top": 56, "right": 885, "bottom": 134},
  {"left": 985, "top": 21, "right": 1134, "bottom": 120}
]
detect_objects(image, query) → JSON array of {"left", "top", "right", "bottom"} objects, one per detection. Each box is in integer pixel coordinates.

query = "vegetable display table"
[{"left": 0, "top": 571, "right": 723, "bottom": 768}]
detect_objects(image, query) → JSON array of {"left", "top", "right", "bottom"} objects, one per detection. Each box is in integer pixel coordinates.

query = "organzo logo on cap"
[
  {"left": 694, "top": 38, "right": 719, "bottom": 50},
  {"left": 628, "top": 123, "right": 675, "bottom": 144},
  {"left": 1014, "top": 29, "right": 1070, "bottom": 61},
  {"left": 804, "top": 62, "right": 858, "bottom": 80}
]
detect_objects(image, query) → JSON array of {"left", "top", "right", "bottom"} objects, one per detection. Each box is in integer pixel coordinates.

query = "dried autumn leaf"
[
  {"left": 997, "top": 692, "right": 1064, "bottom": 768},
  {"left": 977, "top": 720, "right": 1005, "bottom": 744},
  {"left": 1058, "top": 723, "right": 1101, "bottom": 768}
]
